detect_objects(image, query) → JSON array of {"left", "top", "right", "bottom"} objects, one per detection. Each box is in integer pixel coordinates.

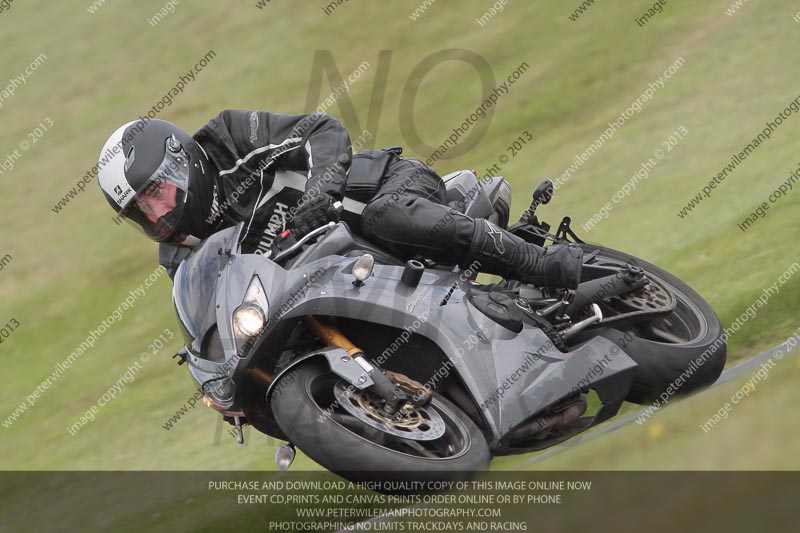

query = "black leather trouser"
[{"left": 359, "top": 157, "right": 476, "bottom": 265}]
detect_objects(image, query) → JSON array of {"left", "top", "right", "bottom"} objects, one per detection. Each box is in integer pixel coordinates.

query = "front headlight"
[
  {"left": 204, "top": 376, "right": 235, "bottom": 403},
  {"left": 233, "top": 304, "right": 265, "bottom": 337},
  {"left": 232, "top": 275, "right": 269, "bottom": 354}
]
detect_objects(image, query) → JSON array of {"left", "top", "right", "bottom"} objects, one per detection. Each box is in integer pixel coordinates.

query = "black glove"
[{"left": 290, "top": 192, "right": 340, "bottom": 238}]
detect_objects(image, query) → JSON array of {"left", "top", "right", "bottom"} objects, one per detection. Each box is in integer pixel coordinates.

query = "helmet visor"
[{"left": 122, "top": 139, "right": 190, "bottom": 241}]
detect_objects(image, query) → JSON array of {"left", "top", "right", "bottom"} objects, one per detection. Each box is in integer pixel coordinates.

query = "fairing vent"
[{"left": 201, "top": 326, "right": 226, "bottom": 363}]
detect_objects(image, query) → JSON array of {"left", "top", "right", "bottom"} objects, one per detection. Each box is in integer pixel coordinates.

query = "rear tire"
[{"left": 572, "top": 244, "right": 726, "bottom": 404}]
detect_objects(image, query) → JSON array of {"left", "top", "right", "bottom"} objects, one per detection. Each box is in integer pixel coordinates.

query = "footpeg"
[{"left": 561, "top": 304, "right": 603, "bottom": 340}]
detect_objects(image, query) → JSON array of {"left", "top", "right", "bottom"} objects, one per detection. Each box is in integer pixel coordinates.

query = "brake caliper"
[{"left": 384, "top": 370, "right": 432, "bottom": 408}]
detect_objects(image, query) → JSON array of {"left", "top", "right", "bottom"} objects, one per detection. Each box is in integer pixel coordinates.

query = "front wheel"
[
  {"left": 270, "top": 361, "right": 490, "bottom": 485},
  {"left": 571, "top": 244, "right": 727, "bottom": 404}
]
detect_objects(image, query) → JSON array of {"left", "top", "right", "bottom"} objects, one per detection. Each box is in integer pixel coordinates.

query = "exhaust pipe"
[{"left": 508, "top": 396, "right": 587, "bottom": 442}]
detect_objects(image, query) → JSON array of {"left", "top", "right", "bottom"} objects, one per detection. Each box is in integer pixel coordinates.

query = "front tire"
[{"left": 270, "top": 361, "right": 490, "bottom": 485}]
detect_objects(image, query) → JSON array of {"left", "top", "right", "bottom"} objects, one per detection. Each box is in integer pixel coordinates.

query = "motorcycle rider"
[{"left": 97, "top": 110, "right": 582, "bottom": 287}]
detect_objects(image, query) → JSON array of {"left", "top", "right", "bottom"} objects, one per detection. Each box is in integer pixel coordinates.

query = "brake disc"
[{"left": 333, "top": 382, "right": 446, "bottom": 441}]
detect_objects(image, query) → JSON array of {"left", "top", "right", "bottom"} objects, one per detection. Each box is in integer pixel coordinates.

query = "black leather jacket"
[
  {"left": 195, "top": 109, "right": 353, "bottom": 253},
  {"left": 158, "top": 110, "right": 405, "bottom": 277}
]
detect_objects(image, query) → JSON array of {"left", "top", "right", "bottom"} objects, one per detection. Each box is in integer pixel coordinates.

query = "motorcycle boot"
[{"left": 460, "top": 219, "right": 583, "bottom": 289}]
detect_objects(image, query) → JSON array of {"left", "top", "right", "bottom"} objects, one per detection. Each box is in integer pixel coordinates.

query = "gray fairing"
[{"left": 174, "top": 223, "right": 638, "bottom": 449}]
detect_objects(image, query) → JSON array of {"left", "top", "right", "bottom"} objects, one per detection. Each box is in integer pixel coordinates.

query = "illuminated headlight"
[
  {"left": 352, "top": 254, "right": 374, "bottom": 285},
  {"left": 233, "top": 275, "right": 269, "bottom": 339},
  {"left": 234, "top": 304, "right": 265, "bottom": 337}
]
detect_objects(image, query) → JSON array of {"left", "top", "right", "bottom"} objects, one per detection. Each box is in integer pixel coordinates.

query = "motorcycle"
[{"left": 170, "top": 169, "right": 726, "bottom": 483}]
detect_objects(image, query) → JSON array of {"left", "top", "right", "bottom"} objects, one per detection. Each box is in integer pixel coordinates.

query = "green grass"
[
  {"left": 0, "top": 0, "right": 798, "bottom": 474},
  {"left": 509, "top": 344, "right": 800, "bottom": 470}
]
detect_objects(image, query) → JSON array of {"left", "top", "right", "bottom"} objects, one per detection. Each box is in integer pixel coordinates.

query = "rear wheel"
[
  {"left": 270, "top": 361, "right": 490, "bottom": 485},
  {"left": 571, "top": 245, "right": 726, "bottom": 404}
]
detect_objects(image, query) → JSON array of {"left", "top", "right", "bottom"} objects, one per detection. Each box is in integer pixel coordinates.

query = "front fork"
[{"left": 303, "top": 316, "right": 431, "bottom": 413}]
